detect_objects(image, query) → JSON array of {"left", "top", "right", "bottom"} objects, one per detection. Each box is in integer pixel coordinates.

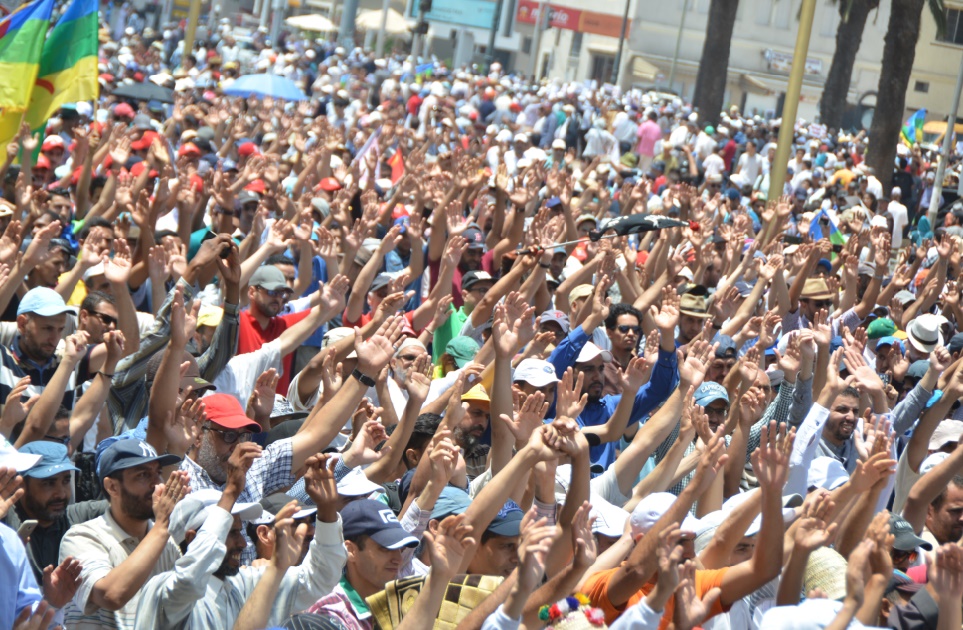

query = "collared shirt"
[
  {"left": 134, "top": 506, "right": 346, "bottom": 630},
  {"left": 239, "top": 307, "right": 311, "bottom": 395},
  {"left": 307, "top": 577, "right": 374, "bottom": 630},
  {"left": 0, "top": 335, "right": 78, "bottom": 416},
  {"left": 0, "top": 522, "right": 43, "bottom": 630},
  {"left": 59, "top": 509, "right": 182, "bottom": 629},
  {"left": 180, "top": 437, "right": 296, "bottom": 564}
]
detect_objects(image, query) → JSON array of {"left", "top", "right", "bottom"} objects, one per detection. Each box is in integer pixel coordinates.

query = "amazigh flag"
[
  {"left": 808, "top": 207, "right": 847, "bottom": 247},
  {"left": 0, "top": 0, "right": 54, "bottom": 110},
  {"left": 23, "top": 0, "right": 98, "bottom": 132},
  {"left": 415, "top": 63, "right": 433, "bottom": 80},
  {"left": 900, "top": 109, "right": 927, "bottom": 147}
]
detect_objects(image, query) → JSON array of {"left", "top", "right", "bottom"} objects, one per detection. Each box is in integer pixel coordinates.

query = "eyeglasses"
[
  {"left": 803, "top": 299, "right": 833, "bottom": 309},
  {"left": 257, "top": 287, "right": 291, "bottom": 298},
  {"left": 617, "top": 325, "right": 641, "bottom": 335},
  {"left": 704, "top": 406, "right": 729, "bottom": 418},
  {"left": 397, "top": 353, "right": 421, "bottom": 362},
  {"left": 203, "top": 424, "right": 254, "bottom": 444},
  {"left": 891, "top": 549, "right": 918, "bottom": 563},
  {"left": 89, "top": 310, "right": 118, "bottom": 327},
  {"left": 43, "top": 434, "right": 70, "bottom": 445}
]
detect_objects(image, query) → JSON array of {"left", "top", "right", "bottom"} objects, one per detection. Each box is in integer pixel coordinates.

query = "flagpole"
[
  {"left": 927, "top": 52, "right": 963, "bottom": 227},
  {"left": 180, "top": 0, "right": 203, "bottom": 71}
]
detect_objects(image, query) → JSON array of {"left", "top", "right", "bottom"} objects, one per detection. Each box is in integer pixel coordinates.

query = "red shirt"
[{"left": 238, "top": 308, "right": 312, "bottom": 395}]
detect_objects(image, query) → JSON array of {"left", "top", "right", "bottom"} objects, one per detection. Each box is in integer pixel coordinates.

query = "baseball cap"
[
  {"left": 540, "top": 310, "right": 570, "bottom": 334},
  {"left": 461, "top": 270, "right": 493, "bottom": 291},
  {"left": 168, "top": 488, "right": 264, "bottom": 542},
  {"left": 590, "top": 496, "right": 630, "bottom": 538},
  {"left": 17, "top": 287, "right": 72, "bottom": 317},
  {"left": 430, "top": 486, "right": 471, "bottom": 520},
  {"left": 629, "top": 492, "right": 700, "bottom": 537},
  {"left": 866, "top": 318, "right": 897, "bottom": 340},
  {"left": 17, "top": 442, "right": 80, "bottom": 478},
  {"left": 322, "top": 327, "right": 357, "bottom": 359},
  {"left": 462, "top": 226, "right": 485, "bottom": 249},
  {"left": 249, "top": 265, "right": 291, "bottom": 292},
  {"left": 270, "top": 395, "right": 308, "bottom": 424},
  {"left": 445, "top": 337, "right": 480, "bottom": 368},
  {"left": 714, "top": 335, "right": 737, "bottom": 358},
  {"left": 807, "top": 457, "right": 849, "bottom": 490},
  {"left": 462, "top": 384, "right": 491, "bottom": 404},
  {"left": 906, "top": 360, "right": 930, "bottom": 380},
  {"left": 928, "top": 420, "right": 963, "bottom": 451},
  {"left": 203, "top": 393, "right": 262, "bottom": 431},
  {"left": 341, "top": 499, "right": 419, "bottom": 549},
  {"left": 317, "top": 177, "right": 342, "bottom": 192},
  {"left": 694, "top": 381, "right": 729, "bottom": 407},
  {"left": 0, "top": 436, "right": 41, "bottom": 472},
  {"left": 948, "top": 332, "right": 963, "bottom": 355},
  {"left": 132, "top": 113, "right": 152, "bottom": 130},
  {"left": 487, "top": 500, "right": 524, "bottom": 536},
  {"left": 893, "top": 290, "right": 917, "bottom": 306},
  {"left": 97, "top": 439, "right": 181, "bottom": 480},
  {"left": 369, "top": 272, "right": 395, "bottom": 293},
  {"left": 251, "top": 491, "right": 317, "bottom": 524},
  {"left": 237, "top": 189, "right": 260, "bottom": 206},
  {"left": 568, "top": 284, "right": 595, "bottom": 303},
  {"left": 575, "top": 342, "right": 612, "bottom": 364},
  {"left": 889, "top": 512, "right": 932, "bottom": 551},
  {"left": 512, "top": 358, "right": 560, "bottom": 387},
  {"left": 196, "top": 305, "right": 223, "bottom": 328},
  {"left": 679, "top": 293, "right": 711, "bottom": 318},
  {"left": 42, "top": 135, "right": 64, "bottom": 152},
  {"left": 283, "top": 613, "right": 348, "bottom": 630},
  {"left": 337, "top": 466, "right": 385, "bottom": 497}
]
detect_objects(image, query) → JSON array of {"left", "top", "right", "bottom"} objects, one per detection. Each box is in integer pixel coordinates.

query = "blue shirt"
[
  {"left": 548, "top": 325, "right": 680, "bottom": 468},
  {"left": 0, "top": 522, "right": 43, "bottom": 630}
]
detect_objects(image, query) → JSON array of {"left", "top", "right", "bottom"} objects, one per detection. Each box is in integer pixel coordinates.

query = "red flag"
[{"left": 388, "top": 150, "right": 404, "bottom": 184}]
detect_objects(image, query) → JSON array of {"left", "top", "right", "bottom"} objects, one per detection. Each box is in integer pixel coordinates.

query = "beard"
[
  {"left": 196, "top": 437, "right": 228, "bottom": 485},
  {"left": 120, "top": 485, "right": 155, "bottom": 521},
  {"left": 454, "top": 426, "right": 487, "bottom": 460},
  {"left": 21, "top": 493, "right": 67, "bottom": 522}
]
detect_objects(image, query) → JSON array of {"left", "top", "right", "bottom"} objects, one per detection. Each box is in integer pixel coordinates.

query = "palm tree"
[
  {"left": 820, "top": 0, "right": 880, "bottom": 129},
  {"left": 692, "top": 0, "right": 740, "bottom": 125},
  {"left": 865, "top": 0, "right": 945, "bottom": 193}
]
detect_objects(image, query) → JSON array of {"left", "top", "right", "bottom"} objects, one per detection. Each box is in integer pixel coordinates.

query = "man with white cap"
[
  {"left": 888, "top": 186, "right": 908, "bottom": 246},
  {"left": 134, "top": 446, "right": 345, "bottom": 630}
]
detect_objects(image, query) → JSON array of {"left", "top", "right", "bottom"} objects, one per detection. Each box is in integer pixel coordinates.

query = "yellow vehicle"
[{"left": 921, "top": 120, "right": 963, "bottom": 147}]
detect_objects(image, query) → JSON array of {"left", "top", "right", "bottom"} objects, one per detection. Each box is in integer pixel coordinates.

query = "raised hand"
[
  {"left": 272, "top": 500, "right": 311, "bottom": 571},
  {"left": 571, "top": 501, "right": 598, "bottom": 569},
  {"left": 516, "top": 509, "right": 556, "bottom": 591},
  {"left": 246, "top": 368, "right": 279, "bottom": 422},
  {"left": 556, "top": 367, "right": 587, "bottom": 420},
  {"left": 404, "top": 354, "right": 432, "bottom": 401},
  {"left": 223, "top": 441, "right": 262, "bottom": 498},
  {"left": 0, "top": 467, "right": 24, "bottom": 522},
  {"left": 673, "top": 560, "right": 721, "bottom": 630},
  {"left": 621, "top": 354, "right": 654, "bottom": 393},
  {"left": 353, "top": 328, "right": 396, "bottom": 376},
  {"left": 793, "top": 491, "right": 837, "bottom": 552},
  {"left": 153, "top": 470, "right": 190, "bottom": 526},
  {"left": 498, "top": 391, "right": 549, "bottom": 444},
  {"left": 678, "top": 338, "right": 714, "bottom": 389},
  {"left": 342, "top": 419, "right": 389, "bottom": 468},
  {"left": 928, "top": 543, "right": 963, "bottom": 601},
  {"left": 750, "top": 421, "right": 793, "bottom": 494},
  {"left": 425, "top": 513, "right": 477, "bottom": 582},
  {"left": 1, "top": 377, "right": 36, "bottom": 434},
  {"left": 652, "top": 286, "right": 681, "bottom": 333},
  {"left": 303, "top": 454, "right": 338, "bottom": 522},
  {"left": 319, "top": 275, "right": 350, "bottom": 313}
]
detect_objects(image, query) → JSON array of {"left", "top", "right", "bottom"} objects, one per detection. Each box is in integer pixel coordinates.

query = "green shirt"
[{"left": 432, "top": 305, "right": 469, "bottom": 363}]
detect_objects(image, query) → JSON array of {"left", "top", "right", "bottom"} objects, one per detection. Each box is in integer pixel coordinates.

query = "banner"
[{"left": 515, "top": 0, "right": 628, "bottom": 38}]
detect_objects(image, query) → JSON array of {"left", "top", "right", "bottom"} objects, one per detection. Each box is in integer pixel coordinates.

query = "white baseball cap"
[
  {"left": 337, "top": 466, "right": 385, "bottom": 497},
  {"left": 575, "top": 342, "right": 613, "bottom": 364},
  {"left": 591, "top": 496, "right": 629, "bottom": 538},
  {"left": 512, "top": 359, "right": 560, "bottom": 387},
  {"left": 807, "top": 457, "right": 849, "bottom": 490},
  {"left": 629, "top": 492, "right": 700, "bottom": 537},
  {"left": 0, "top": 435, "right": 41, "bottom": 472}
]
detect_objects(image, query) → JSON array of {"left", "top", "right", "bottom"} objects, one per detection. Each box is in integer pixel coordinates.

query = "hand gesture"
[
  {"left": 1, "top": 377, "right": 36, "bottom": 434},
  {"left": 246, "top": 368, "right": 278, "bottom": 421},
  {"left": 678, "top": 339, "right": 714, "bottom": 389},
  {"left": 651, "top": 286, "right": 680, "bottom": 333},
  {"left": 621, "top": 354, "right": 654, "bottom": 392},
  {"left": 499, "top": 391, "right": 549, "bottom": 444},
  {"left": 673, "top": 560, "right": 721, "bottom": 630},
  {"left": 0, "top": 467, "right": 24, "bottom": 522},
  {"left": 750, "top": 421, "right": 793, "bottom": 494},
  {"left": 152, "top": 470, "right": 190, "bottom": 526},
  {"left": 425, "top": 514, "right": 477, "bottom": 582},
  {"left": 353, "top": 327, "right": 396, "bottom": 376},
  {"left": 556, "top": 368, "right": 587, "bottom": 420},
  {"left": 491, "top": 302, "right": 521, "bottom": 360},
  {"left": 303, "top": 454, "right": 338, "bottom": 522},
  {"left": 104, "top": 238, "right": 132, "bottom": 285},
  {"left": 11, "top": 600, "right": 57, "bottom": 630},
  {"left": 342, "top": 419, "right": 389, "bottom": 468},
  {"left": 792, "top": 491, "right": 837, "bottom": 552},
  {"left": 928, "top": 543, "right": 963, "bottom": 601},
  {"left": 404, "top": 354, "right": 432, "bottom": 401},
  {"left": 516, "top": 509, "right": 556, "bottom": 591},
  {"left": 571, "top": 501, "right": 598, "bottom": 569},
  {"left": 45, "top": 560, "right": 84, "bottom": 607},
  {"left": 271, "top": 500, "right": 311, "bottom": 571},
  {"left": 428, "top": 438, "right": 458, "bottom": 487},
  {"left": 63, "top": 331, "right": 90, "bottom": 366},
  {"left": 223, "top": 442, "right": 262, "bottom": 498}
]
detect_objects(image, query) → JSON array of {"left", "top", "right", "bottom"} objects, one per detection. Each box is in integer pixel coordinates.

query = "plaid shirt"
[
  {"left": 179, "top": 437, "right": 296, "bottom": 564},
  {"left": 307, "top": 578, "right": 374, "bottom": 630}
]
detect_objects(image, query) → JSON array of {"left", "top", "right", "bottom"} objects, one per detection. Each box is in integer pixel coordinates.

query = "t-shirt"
[
  {"left": 737, "top": 153, "right": 764, "bottom": 183},
  {"left": 238, "top": 309, "right": 312, "bottom": 394},
  {"left": 431, "top": 306, "right": 469, "bottom": 363},
  {"left": 583, "top": 565, "right": 730, "bottom": 628}
]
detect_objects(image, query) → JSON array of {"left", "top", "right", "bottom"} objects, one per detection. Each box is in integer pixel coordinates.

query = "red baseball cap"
[
  {"left": 238, "top": 142, "right": 259, "bottom": 157},
  {"left": 317, "top": 177, "right": 341, "bottom": 192},
  {"left": 202, "top": 393, "right": 261, "bottom": 432},
  {"left": 34, "top": 154, "right": 51, "bottom": 170},
  {"left": 129, "top": 161, "right": 159, "bottom": 178},
  {"left": 42, "top": 135, "right": 65, "bottom": 152},
  {"left": 177, "top": 142, "right": 201, "bottom": 157},
  {"left": 130, "top": 130, "right": 158, "bottom": 151},
  {"left": 244, "top": 178, "right": 265, "bottom": 194},
  {"left": 113, "top": 102, "right": 135, "bottom": 119}
]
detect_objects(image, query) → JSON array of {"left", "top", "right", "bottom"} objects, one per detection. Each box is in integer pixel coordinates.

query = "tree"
[
  {"left": 820, "top": 0, "right": 880, "bottom": 129},
  {"left": 865, "top": 0, "right": 946, "bottom": 193},
  {"left": 692, "top": 0, "right": 740, "bottom": 126}
]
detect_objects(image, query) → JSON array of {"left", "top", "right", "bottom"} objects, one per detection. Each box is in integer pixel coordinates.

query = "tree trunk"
[
  {"left": 692, "top": 0, "right": 740, "bottom": 125},
  {"left": 820, "top": 0, "right": 879, "bottom": 129},
  {"left": 866, "top": 0, "right": 926, "bottom": 194}
]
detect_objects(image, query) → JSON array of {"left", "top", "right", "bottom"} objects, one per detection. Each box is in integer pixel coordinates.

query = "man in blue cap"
[
  {"left": 466, "top": 500, "right": 524, "bottom": 578},
  {"left": 694, "top": 381, "right": 730, "bottom": 433},
  {"left": 3, "top": 442, "right": 108, "bottom": 584},
  {"left": 59, "top": 439, "right": 187, "bottom": 629}
]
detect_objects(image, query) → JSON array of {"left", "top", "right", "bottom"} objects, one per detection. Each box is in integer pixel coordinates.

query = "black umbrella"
[{"left": 110, "top": 81, "right": 175, "bottom": 104}]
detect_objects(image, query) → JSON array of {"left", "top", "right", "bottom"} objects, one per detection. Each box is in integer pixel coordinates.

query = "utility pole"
[
  {"left": 181, "top": 0, "right": 202, "bottom": 70},
  {"left": 764, "top": 0, "right": 816, "bottom": 242},
  {"left": 611, "top": 0, "right": 630, "bottom": 85},
  {"left": 928, "top": 52, "right": 963, "bottom": 226},
  {"left": 339, "top": 0, "right": 359, "bottom": 46},
  {"left": 487, "top": 0, "right": 504, "bottom": 65},
  {"left": 668, "top": 0, "right": 689, "bottom": 89},
  {"left": 528, "top": 0, "right": 547, "bottom": 80}
]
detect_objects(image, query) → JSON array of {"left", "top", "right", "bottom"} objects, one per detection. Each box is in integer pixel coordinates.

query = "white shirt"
[
  {"left": 703, "top": 153, "right": 725, "bottom": 178},
  {"left": 212, "top": 338, "right": 282, "bottom": 406},
  {"left": 889, "top": 200, "right": 908, "bottom": 244},
  {"left": 738, "top": 152, "right": 764, "bottom": 182}
]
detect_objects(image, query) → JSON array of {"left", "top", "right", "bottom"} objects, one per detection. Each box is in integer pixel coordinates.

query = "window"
[
  {"left": 915, "top": 80, "right": 930, "bottom": 93},
  {"left": 939, "top": 8, "right": 963, "bottom": 44},
  {"left": 571, "top": 31, "right": 583, "bottom": 57},
  {"left": 774, "top": 0, "right": 792, "bottom": 29},
  {"left": 522, "top": 36, "right": 532, "bottom": 54},
  {"left": 591, "top": 54, "right": 615, "bottom": 81}
]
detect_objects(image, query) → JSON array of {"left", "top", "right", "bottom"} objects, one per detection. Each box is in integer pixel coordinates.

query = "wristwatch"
[{"left": 351, "top": 369, "right": 376, "bottom": 387}]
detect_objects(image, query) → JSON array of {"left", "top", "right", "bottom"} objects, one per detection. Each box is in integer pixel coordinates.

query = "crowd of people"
[{"left": 5, "top": 7, "right": 963, "bottom": 630}]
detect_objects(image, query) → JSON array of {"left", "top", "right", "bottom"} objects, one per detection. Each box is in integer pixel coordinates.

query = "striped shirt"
[
  {"left": 59, "top": 509, "right": 182, "bottom": 629},
  {"left": 0, "top": 336, "right": 80, "bottom": 416}
]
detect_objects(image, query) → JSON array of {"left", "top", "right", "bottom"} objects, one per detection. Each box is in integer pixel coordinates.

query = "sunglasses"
[
  {"left": 203, "top": 424, "right": 254, "bottom": 444},
  {"left": 43, "top": 434, "right": 71, "bottom": 445},
  {"left": 89, "top": 310, "right": 118, "bottom": 327},
  {"left": 617, "top": 325, "right": 641, "bottom": 335},
  {"left": 803, "top": 299, "right": 833, "bottom": 309},
  {"left": 891, "top": 549, "right": 918, "bottom": 562},
  {"left": 257, "top": 287, "right": 291, "bottom": 298}
]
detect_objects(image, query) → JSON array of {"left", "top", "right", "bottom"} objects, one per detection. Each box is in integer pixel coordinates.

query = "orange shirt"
[{"left": 583, "top": 566, "right": 730, "bottom": 629}]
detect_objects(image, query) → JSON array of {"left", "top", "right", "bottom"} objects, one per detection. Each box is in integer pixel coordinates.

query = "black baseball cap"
[
  {"left": 341, "top": 499, "right": 419, "bottom": 549},
  {"left": 461, "top": 270, "right": 493, "bottom": 291}
]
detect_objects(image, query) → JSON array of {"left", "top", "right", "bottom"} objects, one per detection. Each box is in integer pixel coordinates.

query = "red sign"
[{"left": 516, "top": 0, "right": 628, "bottom": 38}]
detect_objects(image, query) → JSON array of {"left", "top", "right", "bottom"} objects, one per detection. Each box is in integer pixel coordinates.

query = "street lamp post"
[
  {"left": 611, "top": 0, "right": 630, "bottom": 85},
  {"left": 487, "top": 0, "right": 505, "bottom": 65},
  {"left": 927, "top": 51, "right": 963, "bottom": 227},
  {"left": 667, "top": 0, "right": 689, "bottom": 89}
]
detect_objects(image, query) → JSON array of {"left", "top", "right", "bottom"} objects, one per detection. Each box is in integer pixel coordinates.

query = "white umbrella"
[
  {"left": 355, "top": 8, "right": 410, "bottom": 34},
  {"left": 285, "top": 14, "right": 336, "bottom": 32}
]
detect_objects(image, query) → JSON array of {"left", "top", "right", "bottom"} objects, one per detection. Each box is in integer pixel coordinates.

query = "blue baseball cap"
[
  {"left": 694, "top": 381, "right": 729, "bottom": 407},
  {"left": 18, "top": 442, "right": 79, "bottom": 478},
  {"left": 341, "top": 499, "right": 419, "bottom": 549},
  {"left": 97, "top": 439, "right": 181, "bottom": 480},
  {"left": 487, "top": 500, "right": 524, "bottom": 537},
  {"left": 17, "top": 287, "right": 72, "bottom": 317},
  {"left": 876, "top": 336, "right": 900, "bottom": 349},
  {"left": 816, "top": 258, "right": 832, "bottom": 273},
  {"left": 713, "top": 334, "right": 737, "bottom": 358},
  {"left": 431, "top": 487, "right": 471, "bottom": 520}
]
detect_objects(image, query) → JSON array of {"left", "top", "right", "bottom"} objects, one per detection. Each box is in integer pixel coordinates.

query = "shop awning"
[
  {"left": 630, "top": 56, "right": 659, "bottom": 82},
  {"left": 740, "top": 73, "right": 774, "bottom": 95}
]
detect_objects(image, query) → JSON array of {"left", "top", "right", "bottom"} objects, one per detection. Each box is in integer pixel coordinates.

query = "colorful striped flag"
[
  {"left": 0, "top": 0, "right": 55, "bottom": 111},
  {"left": 808, "top": 207, "right": 847, "bottom": 247},
  {"left": 900, "top": 109, "right": 927, "bottom": 147},
  {"left": 23, "top": 0, "right": 98, "bottom": 132}
]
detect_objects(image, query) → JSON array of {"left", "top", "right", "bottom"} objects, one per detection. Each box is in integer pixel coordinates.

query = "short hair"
[
  {"left": 265, "top": 254, "right": 296, "bottom": 267},
  {"left": 47, "top": 187, "right": 71, "bottom": 198},
  {"left": 403, "top": 414, "right": 442, "bottom": 469},
  {"left": 54, "top": 404, "right": 70, "bottom": 421},
  {"left": 154, "top": 229, "right": 178, "bottom": 244},
  {"left": 81, "top": 290, "right": 115, "bottom": 313},
  {"left": 838, "top": 386, "right": 860, "bottom": 400},
  {"left": 605, "top": 303, "right": 643, "bottom": 331},
  {"left": 77, "top": 216, "right": 112, "bottom": 241},
  {"left": 931, "top": 475, "right": 963, "bottom": 509}
]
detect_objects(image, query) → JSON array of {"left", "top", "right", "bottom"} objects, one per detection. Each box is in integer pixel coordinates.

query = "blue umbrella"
[{"left": 222, "top": 74, "right": 307, "bottom": 101}]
